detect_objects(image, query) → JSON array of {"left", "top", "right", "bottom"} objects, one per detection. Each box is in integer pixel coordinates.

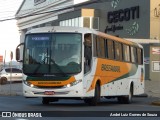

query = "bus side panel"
[
  {"left": 132, "top": 65, "right": 145, "bottom": 95},
  {"left": 86, "top": 58, "right": 144, "bottom": 97}
]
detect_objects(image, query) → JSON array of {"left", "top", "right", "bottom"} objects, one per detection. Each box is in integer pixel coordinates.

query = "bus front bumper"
[{"left": 23, "top": 82, "right": 85, "bottom": 98}]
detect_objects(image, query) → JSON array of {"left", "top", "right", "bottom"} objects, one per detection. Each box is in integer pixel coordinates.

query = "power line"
[
  {"left": 0, "top": 6, "right": 72, "bottom": 22},
  {"left": 0, "top": 0, "right": 107, "bottom": 22}
]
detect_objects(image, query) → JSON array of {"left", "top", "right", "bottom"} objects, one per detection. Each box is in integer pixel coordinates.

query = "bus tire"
[
  {"left": 124, "top": 85, "right": 133, "bottom": 104},
  {"left": 117, "top": 85, "right": 133, "bottom": 104},
  {"left": 85, "top": 83, "right": 100, "bottom": 106},
  {"left": 117, "top": 96, "right": 123, "bottom": 103},
  {"left": 42, "top": 97, "right": 50, "bottom": 105}
]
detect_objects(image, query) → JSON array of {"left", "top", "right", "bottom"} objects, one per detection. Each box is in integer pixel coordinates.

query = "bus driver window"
[{"left": 84, "top": 34, "right": 92, "bottom": 73}]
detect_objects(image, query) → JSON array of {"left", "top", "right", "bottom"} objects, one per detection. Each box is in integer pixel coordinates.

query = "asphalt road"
[
  {"left": 0, "top": 83, "right": 160, "bottom": 120},
  {"left": 0, "top": 96, "right": 160, "bottom": 111},
  {"left": 0, "top": 95, "right": 160, "bottom": 120}
]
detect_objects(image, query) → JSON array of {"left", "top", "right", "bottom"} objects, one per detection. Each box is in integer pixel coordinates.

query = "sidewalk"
[
  {"left": 145, "top": 80, "right": 160, "bottom": 106},
  {"left": 145, "top": 80, "right": 160, "bottom": 98}
]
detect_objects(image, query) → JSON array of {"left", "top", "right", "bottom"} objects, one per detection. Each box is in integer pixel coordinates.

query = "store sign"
[
  {"left": 107, "top": 6, "right": 139, "bottom": 23},
  {"left": 111, "top": 0, "right": 120, "bottom": 9},
  {"left": 34, "top": 0, "right": 46, "bottom": 5},
  {"left": 152, "top": 47, "right": 160, "bottom": 54},
  {"left": 152, "top": 61, "right": 160, "bottom": 72},
  {"left": 105, "top": 24, "right": 123, "bottom": 33},
  {"left": 105, "top": 6, "right": 140, "bottom": 34}
]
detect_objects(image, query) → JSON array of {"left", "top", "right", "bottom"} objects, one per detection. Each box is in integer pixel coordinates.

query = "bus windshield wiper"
[{"left": 50, "top": 58, "right": 68, "bottom": 77}]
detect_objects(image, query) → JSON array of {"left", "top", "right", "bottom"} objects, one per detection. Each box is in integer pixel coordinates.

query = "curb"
[{"left": 134, "top": 93, "right": 148, "bottom": 97}]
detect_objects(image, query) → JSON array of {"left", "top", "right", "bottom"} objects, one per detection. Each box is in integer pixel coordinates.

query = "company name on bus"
[
  {"left": 101, "top": 64, "right": 120, "bottom": 72},
  {"left": 38, "top": 81, "right": 61, "bottom": 84},
  {"left": 107, "top": 6, "right": 140, "bottom": 23}
]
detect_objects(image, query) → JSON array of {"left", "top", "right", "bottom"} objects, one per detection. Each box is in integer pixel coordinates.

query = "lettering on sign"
[
  {"left": 107, "top": 6, "right": 140, "bottom": 23},
  {"left": 105, "top": 6, "right": 140, "bottom": 35},
  {"left": 101, "top": 64, "right": 121, "bottom": 72},
  {"left": 105, "top": 24, "right": 123, "bottom": 33}
]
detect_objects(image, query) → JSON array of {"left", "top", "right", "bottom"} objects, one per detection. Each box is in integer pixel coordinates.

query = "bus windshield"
[{"left": 23, "top": 33, "right": 82, "bottom": 75}]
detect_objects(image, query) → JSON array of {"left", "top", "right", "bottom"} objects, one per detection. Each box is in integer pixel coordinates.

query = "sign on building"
[
  {"left": 152, "top": 47, "right": 160, "bottom": 54},
  {"left": 152, "top": 61, "right": 160, "bottom": 72}
]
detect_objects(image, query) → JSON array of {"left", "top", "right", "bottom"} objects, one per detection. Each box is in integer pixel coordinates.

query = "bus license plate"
[{"left": 44, "top": 91, "right": 55, "bottom": 95}]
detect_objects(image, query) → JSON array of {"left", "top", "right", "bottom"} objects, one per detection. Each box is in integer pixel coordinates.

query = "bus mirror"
[
  {"left": 16, "top": 43, "right": 24, "bottom": 62},
  {"left": 16, "top": 48, "right": 20, "bottom": 61}
]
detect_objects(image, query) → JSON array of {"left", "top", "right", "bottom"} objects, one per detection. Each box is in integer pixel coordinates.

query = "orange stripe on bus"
[
  {"left": 28, "top": 76, "right": 76, "bottom": 87},
  {"left": 87, "top": 59, "right": 132, "bottom": 92}
]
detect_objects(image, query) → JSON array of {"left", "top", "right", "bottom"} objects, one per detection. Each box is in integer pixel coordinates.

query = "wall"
[
  {"left": 16, "top": 0, "right": 73, "bottom": 30},
  {"left": 142, "top": 44, "right": 150, "bottom": 80},
  {"left": 75, "top": 0, "right": 150, "bottom": 39},
  {"left": 150, "top": 0, "right": 160, "bottom": 39},
  {"left": 150, "top": 45, "right": 160, "bottom": 81}
]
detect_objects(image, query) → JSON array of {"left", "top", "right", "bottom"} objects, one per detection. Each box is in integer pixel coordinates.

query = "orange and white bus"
[{"left": 16, "top": 26, "right": 144, "bottom": 105}]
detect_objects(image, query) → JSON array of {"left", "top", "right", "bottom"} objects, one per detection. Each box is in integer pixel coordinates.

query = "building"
[
  {"left": 16, "top": 0, "right": 160, "bottom": 80},
  {"left": 16, "top": 0, "right": 74, "bottom": 43}
]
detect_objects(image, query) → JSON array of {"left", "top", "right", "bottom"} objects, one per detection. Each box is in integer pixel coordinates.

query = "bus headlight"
[
  {"left": 23, "top": 80, "right": 34, "bottom": 88},
  {"left": 65, "top": 79, "right": 82, "bottom": 88}
]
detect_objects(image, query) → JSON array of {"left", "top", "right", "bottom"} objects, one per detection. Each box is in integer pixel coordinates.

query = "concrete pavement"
[{"left": 145, "top": 80, "right": 160, "bottom": 106}]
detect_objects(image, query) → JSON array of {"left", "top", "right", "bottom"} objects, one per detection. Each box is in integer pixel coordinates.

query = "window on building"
[
  {"left": 78, "top": 17, "right": 82, "bottom": 27},
  {"left": 71, "top": 19, "right": 75, "bottom": 26},
  {"left": 92, "top": 17, "right": 99, "bottom": 30},
  {"left": 68, "top": 19, "right": 72, "bottom": 26},
  {"left": 59, "top": 17, "right": 99, "bottom": 29},
  {"left": 75, "top": 18, "right": 79, "bottom": 27},
  {"left": 66, "top": 20, "right": 69, "bottom": 26},
  {"left": 83, "top": 17, "right": 90, "bottom": 28}
]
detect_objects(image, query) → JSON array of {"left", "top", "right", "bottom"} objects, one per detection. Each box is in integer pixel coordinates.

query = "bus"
[{"left": 16, "top": 26, "right": 144, "bottom": 106}]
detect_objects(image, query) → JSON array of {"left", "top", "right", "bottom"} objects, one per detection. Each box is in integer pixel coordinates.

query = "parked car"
[{"left": 0, "top": 68, "right": 22, "bottom": 84}]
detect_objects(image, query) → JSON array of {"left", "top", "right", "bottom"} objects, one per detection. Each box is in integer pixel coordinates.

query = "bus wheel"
[
  {"left": 117, "top": 86, "right": 133, "bottom": 104},
  {"left": 42, "top": 97, "right": 50, "bottom": 105},
  {"left": 125, "top": 85, "right": 133, "bottom": 104},
  {"left": 85, "top": 83, "right": 100, "bottom": 106}
]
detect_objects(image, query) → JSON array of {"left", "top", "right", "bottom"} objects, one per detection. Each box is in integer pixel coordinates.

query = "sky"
[
  {"left": 0, "top": 0, "right": 23, "bottom": 62},
  {"left": 0, "top": 0, "right": 89, "bottom": 62}
]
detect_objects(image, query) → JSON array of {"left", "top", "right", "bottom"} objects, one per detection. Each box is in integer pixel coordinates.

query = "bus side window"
[
  {"left": 96, "top": 36, "right": 105, "bottom": 58},
  {"left": 123, "top": 44, "right": 131, "bottom": 62},
  {"left": 131, "top": 46, "right": 137, "bottom": 63},
  {"left": 115, "top": 42, "right": 123, "bottom": 61},
  {"left": 107, "top": 40, "right": 115, "bottom": 60},
  {"left": 137, "top": 48, "right": 143, "bottom": 65},
  {"left": 84, "top": 33, "right": 92, "bottom": 73}
]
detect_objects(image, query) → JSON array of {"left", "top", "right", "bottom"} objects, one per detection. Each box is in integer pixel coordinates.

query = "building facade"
[{"left": 16, "top": 0, "right": 160, "bottom": 80}]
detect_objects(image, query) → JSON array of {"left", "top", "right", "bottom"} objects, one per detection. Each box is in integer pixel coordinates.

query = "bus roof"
[{"left": 26, "top": 26, "right": 142, "bottom": 48}]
